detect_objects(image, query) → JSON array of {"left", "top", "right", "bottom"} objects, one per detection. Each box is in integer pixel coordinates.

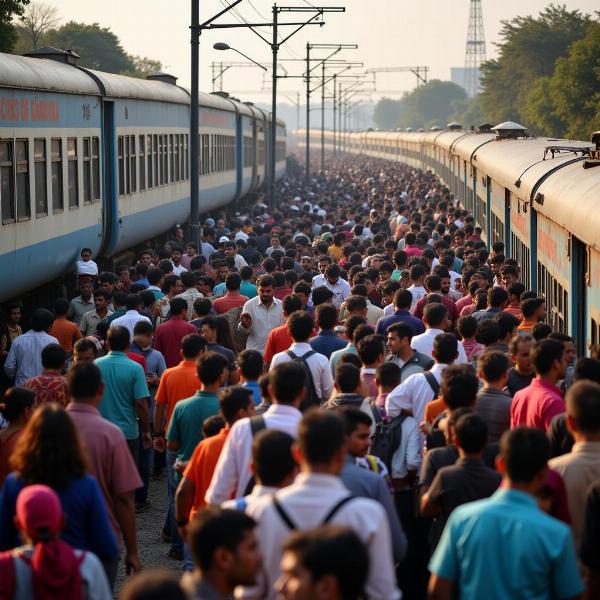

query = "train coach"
[
  {"left": 299, "top": 123, "right": 600, "bottom": 356},
  {"left": 0, "top": 47, "right": 286, "bottom": 302}
]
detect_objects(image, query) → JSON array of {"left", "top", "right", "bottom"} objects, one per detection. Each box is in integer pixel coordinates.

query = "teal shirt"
[
  {"left": 240, "top": 281, "right": 258, "bottom": 299},
  {"left": 329, "top": 343, "right": 357, "bottom": 375},
  {"left": 166, "top": 390, "right": 220, "bottom": 461},
  {"left": 429, "top": 488, "right": 584, "bottom": 600},
  {"left": 95, "top": 351, "right": 149, "bottom": 440}
]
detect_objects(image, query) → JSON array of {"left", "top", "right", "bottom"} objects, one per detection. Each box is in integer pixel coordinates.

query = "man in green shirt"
[{"left": 167, "top": 352, "right": 228, "bottom": 465}]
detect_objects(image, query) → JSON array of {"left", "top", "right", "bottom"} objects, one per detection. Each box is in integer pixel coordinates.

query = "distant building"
[{"left": 451, "top": 67, "right": 481, "bottom": 97}]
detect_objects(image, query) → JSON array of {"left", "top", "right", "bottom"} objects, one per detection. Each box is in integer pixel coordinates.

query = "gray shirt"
[
  {"left": 68, "top": 295, "right": 95, "bottom": 327},
  {"left": 475, "top": 387, "right": 512, "bottom": 443}
]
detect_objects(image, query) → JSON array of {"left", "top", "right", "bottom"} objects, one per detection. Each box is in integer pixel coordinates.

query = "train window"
[
  {"left": 202, "top": 134, "right": 210, "bottom": 175},
  {"left": 537, "top": 261, "right": 568, "bottom": 334},
  {"left": 511, "top": 233, "right": 530, "bottom": 290},
  {"left": 491, "top": 212, "right": 504, "bottom": 246},
  {"left": 147, "top": 136, "right": 153, "bottom": 189},
  {"left": 51, "top": 138, "right": 63, "bottom": 212},
  {"left": 15, "top": 140, "right": 31, "bottom": 220},
  {"left": 34, "top": 139, "right": 48, "bottom": 216},
  {"left": 174, "top": 135, "right": 179, "bottom": 182},
  {"left": 67, "top": 138, "right": 78, "bottom": 209},
  {"left": 184, "top": 135, "right": 189, "bottom": 180},
  {"left": 0, "top": 140, "right": 15, "bottom": 223},
  {"left": 243, "top": 136, "right": 252, "bottom": 168},
  {"left": 118, "top": 136, "right": 125, "bottom": 195},
  {"left": 129, "top": 135, "right": 136, "bottom": 193},
  {"left": 92, "top": 137, "right": 100, "bottom": 202},
  {"left": 125, "top": 136, "right": 131, "bottom": 194},
  {"left": 168, "top": 134, "right": 174, "bottom": 182},
  {"left": 139, "top": 135, "right": 145, "bottom": 191},
  {"left": 153, "top": 134, "right": 159, "bottom": 187},
  {"left": 82, "top": 138, "right": 91, "bottom": 205},
  {"left": 158, "top": 135, "right": 164, "bottom": 185},
  {"left": 162, "top": 135, "right": 168, "bottom": 184}
]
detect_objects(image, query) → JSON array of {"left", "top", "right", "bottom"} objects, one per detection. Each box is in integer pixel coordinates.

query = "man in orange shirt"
[
  {"left": 49, "top": 298, "right": 82, "bottom": 358},
  {"left": 263, "top": 294, "right": 303, "bottom": 364},
  {"left": 175, "top": 386, "right": 255, "bottom": 569},
  {"left": 517, "top": 297, "right": 546, "bottom": 334}
]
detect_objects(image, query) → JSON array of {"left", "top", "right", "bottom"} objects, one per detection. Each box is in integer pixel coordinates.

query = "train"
[
  {"left": 0, "top": 47, "right": 287, "bottom": 302},
  {"left": 298, "top": 123, "right": 600, "bottom": 356}
]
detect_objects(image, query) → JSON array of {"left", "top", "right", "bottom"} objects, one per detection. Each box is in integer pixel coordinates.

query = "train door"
[
  {"left": 571, "top": 235, "right": 587, "bottom": 356},
  {"left": 99, "top": 100, "right": 118, "bottom": 255}
]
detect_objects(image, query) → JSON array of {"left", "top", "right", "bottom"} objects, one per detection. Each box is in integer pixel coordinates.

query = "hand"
[
  {"left": 420, "top": 420, "right": 433, "bottom": 436},
  {"left": 142, "top": 432, "right": 152, "bottom": 450},
  {"left": 240, "top": 312, "right": 252, "bottom": 329},
  {"left": 125, "top": 551, "right": 142, "bottom": 575},
  {"left": 177, "top": 525, "right": 188, "bottom": 543},
  {"left": 153, "top": 435, "right": 166, "bottom": 452}
]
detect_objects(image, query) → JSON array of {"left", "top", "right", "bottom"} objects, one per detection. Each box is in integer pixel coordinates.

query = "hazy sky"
[{"left": 44, "top": 0, "right": 598, "bottom": 103}]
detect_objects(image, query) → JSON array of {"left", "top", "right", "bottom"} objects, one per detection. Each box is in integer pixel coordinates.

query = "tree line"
[{"left": 373, "top": 4, "right": 600, "bottom": 141}]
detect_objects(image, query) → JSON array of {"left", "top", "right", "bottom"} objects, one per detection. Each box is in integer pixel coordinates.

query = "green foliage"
[
  {"left": 0, "top": 0, "right": 30, "bottom": 52},
  {"left": 120, "top": 55, "right": 164, "bottom": 78},
  {"left": 373, "top": 97, "right": 403, "bottom": 130},
  {"left": 449, "top": 94, "right": 486, "bottom": 130},
  {"left": 522, "top": 77, "right": 567, "bottom": 137}
]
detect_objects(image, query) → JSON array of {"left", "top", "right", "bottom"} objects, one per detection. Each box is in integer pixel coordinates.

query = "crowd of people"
[{"left": 0, "top": 154, "right": 599, "bottom": 600}]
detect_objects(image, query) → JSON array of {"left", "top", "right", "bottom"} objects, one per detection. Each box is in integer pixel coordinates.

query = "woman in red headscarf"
[{"left": 0, "top": 484, "right": 111, "bottom": 600}]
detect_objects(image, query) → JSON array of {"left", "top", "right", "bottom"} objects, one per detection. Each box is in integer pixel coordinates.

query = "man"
[
  {"left": 212, "top": 273, "right": 249, "bottom": 315},
  {"left": 212, "top": 261, "right": 231, "bottom": 299},
  {"left": 239, "top": 266, "right": 258, "bottom": 299},
  {"left": 67, "top": 362, "right": 143, "bottom": 587},
  {"left": 68, "top": 278, "right": 95, "bottom": 327},
  {"left": 106, "top": 291, "right": 128, "bottom": 324},
  {"left": 146, "top": 267, "right": 165, "bottom": 301},
  {"left": 325, "top": 363, "right": 367, "bottom": 410},
  {"left": 264, "top": 294, "right": 304, "bottom": 365},
  {"left": 250, "top": 410, "right": 400, "bottom": 600},
  {"left": 338, "top": 407, "right": 407, "bottom": 563},
  {"left": 507, "top": 334, "right": 535, "bottom": 395},
  {"left": 170, "top": 245, "right": 188, "bottom": 276},
  {"left": 276, "top": 526, "right": 369, "bottom": 600},
  {"left": 311, "top": 255, "right": 333, "bottom": 289},
  {"left": 357, "top": 335, "right": 385, "bottom": 398},
  {"left": 154, "top": 297, "right": 197, "bottom": 368},
  {"left": 109, "top": 294, "right": 151, "bottom": 339},
  {"left": 428, "top": 428, "right": 583, "bottom": 600},
  {"left": 174, "top": 271, "right": 203, "bottom": 321},
  {"left": 386, "top": 333, "right": 458, "bottom": 425},
  {"left": 510, "top": 338, "right": 568, "bottom": 431},
  {"left": 505, "top": 282, "right": 525, "bottom": 320},
  {"left": 420, "top": 413, "right": 501, "bottom": 549},
  {"left": 376, "top": 288, "right": 425, "bottom": 337},
  {"left": 549, "top": 381, "right": 600, "bottom": 552},
  {"left": 239, "top": 275, "right": 285, "bottom": 353},
  {"left": 582, "top": 480, "right": 600, "bottom": 599},
  {"left": 206, "top": 362, "right": 304, "bottom": 503},
  {"left": 407, "top": 264, "right": 427, "bottom": 311},
  {"left": 475, "top": 351, "right": 512, "bottom": 443},
  {"left": 472, "top": 287, "right": 509, "bottom": 323},
  {"left": 4, "top": 308, "right": 58, "bottom": 385},
  {"left": 71, "top": 337, "right": 98, "bottom": 366},
  {"left": 412, "top": 275, "right": 459, "bottom": 323},
  {"left": 23, "top": 343, "right": 69, "bottom": 407},
  {"left": 322, "top": 264, "right": 352, "bottom": 309},
  {"left": 518, "top": 297, "right": 547, "bottom": 334},
  {"left": 271, "top": 311, "right": 334, "bottom": 406},
  {"left": 386, "top": 322, "right": 434, "bottom": 381},
  {"left": 309, "top": 303, "right": 347, "bottom": 359},
  {"left": 411, "top": 303, "right": 468, "bottom": 364},
  {"left": 79, "top": 288, "right": 113, "bottom": 337},
  {"left": 199, "top": 317, "right": 238, "bottom": 383},
  {"left": 49, "top": 298, "right": 83, "bottom": 356},
  {"left": 238, "top": 349, "right": 264, "bottom": 405},
  {"left": 329, "top": 315, "right": 367, "bottom": 375},
  {"left": 225, "top": 240, "right": 248, "bottom": 270}
]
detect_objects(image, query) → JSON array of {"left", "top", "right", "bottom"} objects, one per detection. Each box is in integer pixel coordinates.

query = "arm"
[
  {"left": 385, "top": 379, "right": 411, "bottom": 419},
  {"left": 166, "top": 409, "right": 181, "bottom": 452},
  {"left": 320, "top": 360, "right": 334, "bottom": 402},
  {"left": 175, "top": 476, "right": 196, "bottom": 539},
  {"left": 3, "top": 343, "right": 16, "bottom": 379},
  {"left": 263, "top": 332, "right": 275, "bottom": 364},
  {"left": 427, "top": 575, "right": 455, "bottom": 600},
  {"left": 86, "top": 477, "right": 118, "bottom": 562},
  {"left": 375, "top": 477, "right": 407, "bottom": 562},
  {"left": 420, "top": 490, "right": 442, "bottom": 517},
  {"left": 113, "top": 491, "right": 141, "bottom": 573},
  {"left": 205, "top": 424, "right": 241, "bottom": 505},
  {"left": 134, "top": 397, "right": 151, "bottom": 449}
]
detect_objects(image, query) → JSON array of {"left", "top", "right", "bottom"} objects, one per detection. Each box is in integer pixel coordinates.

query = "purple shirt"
[{"left": 510, "top": 378, "right": 564, "bottom": 431}]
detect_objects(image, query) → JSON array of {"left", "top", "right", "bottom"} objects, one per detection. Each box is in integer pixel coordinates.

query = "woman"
[
  {"left": 0, "top": 405, "right": 117, "bottom": 564},
  {"left": 214, "top": 316, "right": 236, "bottom": 352},
  {"left": 0, "top": 388, "right": 34, "bottom": 487}
]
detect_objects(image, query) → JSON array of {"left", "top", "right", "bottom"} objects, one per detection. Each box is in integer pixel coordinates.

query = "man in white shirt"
[
  {"left": 238, "top": 275, "right": 284, "bottom": 353},
  {"left": 407, "top": 264, "right": 427, "bottom": 312},
  {"left": 271, "top": 311, "right": 334, "bottom": 406},
  {"left": 247, "top": 410, "right": 401, "bottom": 600},
  {"left": 411, "top": 303, "right": 467, "bottom": 364},
  {"left": 108, "top": 294, "right": 151, "bottom": 340},
  {"left": 311, "top": 255, "right": 333, "bottom": 289},
  {"left": 322, "top": 264, "right": 352, "bottom": 309},
  {"left": 225, "top": 240, "right": 248, "bottom": 270},
  {"left": 205, "top": 361, "right": 304, "bottom": 504},
  {"left": 386, "top": 332, "right": 459, "bottom": 425}
]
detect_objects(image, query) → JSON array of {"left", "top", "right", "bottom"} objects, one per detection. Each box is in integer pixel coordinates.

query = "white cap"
[{"left": 219, "top": 236, "right": 229, "bottom": 243}]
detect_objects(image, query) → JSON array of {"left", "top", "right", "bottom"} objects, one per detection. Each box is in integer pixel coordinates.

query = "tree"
[
  {"left": 373, "top": 97, "right": 403, "bottom": 130},
  {"left": 0, "top": 0, "right": 30, "bottom": 52},
  {"left": 44, "top": 21, "right": 135, "bottom": 73},
  {"left": 522, "top": 77, "right": 567, "bottom": 137},
  {"left": 120, "top": 55, "right": 164, "bottom": 78},
  {"left": 18, "top": 1, "right": 59, "bottom": 50},
  {"left": 450, "top": 94, "right": 487, "bottom": 130}
]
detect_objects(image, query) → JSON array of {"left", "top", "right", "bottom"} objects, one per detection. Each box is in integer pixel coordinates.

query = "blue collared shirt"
[
  {"left": 309, "top": 329, "right": 347, "bottom": 359},
  {"left": 429, "top": 488, "right": 584, "bottom": 600},
  {"left": 375, "top": 309, "right": 425, "bottom": 337}
]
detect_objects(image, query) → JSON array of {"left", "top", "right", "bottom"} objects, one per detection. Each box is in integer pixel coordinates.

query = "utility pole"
[
  {"left": 321, "top": 60, "right": 325, "bottom": 171},
  {"left": 464, "top": 0, "right": 486, "bottom": 97},
  {"left": 332, "top": 73, "right": 336, "bottom": 155}
]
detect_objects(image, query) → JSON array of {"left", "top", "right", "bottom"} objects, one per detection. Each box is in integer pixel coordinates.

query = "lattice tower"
[{"left": 464, "top": 0, "right": 487, "bottom": 97}]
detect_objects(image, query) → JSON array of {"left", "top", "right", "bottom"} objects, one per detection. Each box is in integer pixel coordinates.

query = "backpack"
[
  {"left": 286, "top": 350, "right": 321, "bottom": 411},
  {"left": 242, "top": 416, "right": 267, "bottom": 496},
  {"left": 272, "top": 494, "right": 355, "bottom": 530},
  {"left": 423, "top": 371, "right": 440, "bottom": 397},
  {"left": 369, "top": 400, "right": 409, "bottom": 473}
]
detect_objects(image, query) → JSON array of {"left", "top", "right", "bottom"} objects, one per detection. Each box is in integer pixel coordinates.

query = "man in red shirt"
[
  {"left": 413, "top": 275, "right": 458, "bottom": 322},
  {"left": 154, "top": 297, "right": 196, "bottom": 368},
  {"left": 23, "top": 344, "right": 69, "bottom": 407},
  {"left": 212, "top": 273, "right": 249, "bottom": 315},
  {"left": 510, "top": 338, "right": 569, "bottom": 431},
  {"left": 264, "top": 294, "right": 303, "bottom": 364}
]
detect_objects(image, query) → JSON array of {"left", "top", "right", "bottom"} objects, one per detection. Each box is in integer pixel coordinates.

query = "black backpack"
[
  {"left": 369, "top": 400, "right": 409, "bottom": 473},
  {"left": 286, "top": 350, "right": 321, "bottom": 411},
  {"left": 242, "top": 415, "right": 268, "bottom": 495}
]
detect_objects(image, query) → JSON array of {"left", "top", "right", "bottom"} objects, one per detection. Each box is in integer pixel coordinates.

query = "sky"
[{"left": 42, "top": 0, "right": 599, "bottom": 104}]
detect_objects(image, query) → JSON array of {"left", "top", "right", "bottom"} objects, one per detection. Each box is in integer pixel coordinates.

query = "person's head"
[
  {"left": 238, "top": 349, "right": 263, "bottom": 382},
  {"left": 193, "top": 297, "right": 212, "bottom": 319},
  {"left": 180, "top": 271, "right": 197, "bottom": 291},
  {"left": 217, "top": 261, "right": 231, "bottom": 282},
  {"left": 356, "top": 335, "right": 385, "bottom": 368},
  {"left": 423, "top": 303, "right": 448, "bottom": 331},
  {"left": 531, "top": 322, "right": 552, "bottom": 341},
  {"left": 497, "top": 427, "right": 549, "bottom": 490},
  {"left": 277, "top": 526, "right": 369, "bottom": 600},
  {"left": 521, "top": 297, "right": 546, "bottom": 322},
  {"left": 564, "top": 380, "right": 600, "bottom": 440},
  {"left": 457, "top": 315, "right": 477, "bottom": 341},
  {"left": 547, "top": 332, "right": 576, "bottom": 366},
  {"left": 441, "top": 364, "right": 478, "bottom": 409},
  {"left": 531, "top": 338, "right": 568, "bottom": 380},
  {"left": 508, "top": 282, "right": 525, "bottom": 305},
  {"left": 385, "top": 322, "right": 413, "bottom": 356},
  {"left": 68, "top": 362, "right": 103, "bottom": 405},
  {"left": 314, "top": 304, "right": 337, "bottom": 332},
  {"left": 169, "top": 297, "right": 188, "bottom": 320},
  {"left": 257, "top": 275, "right": 275, "bottom": 305},
  {"left": 476, "top": 319, "right": 501, "bottom": 347},
  {"left": 10, "top": 404, "right": 87, "bottom": 490},
  {"left": 508, "top": 334, "right": 534, "bottom": 373},
  {"left": 133, "top": 319, "right": 154, "bottom": 348},
  {"left": 80, "top": 247, "right": 92, "bottom": 261},
  {"left": 72, "top": 338, "right": 97, "bottom": 365},
  {"left": 200, "top": 316, "right": 218, "bottom": 343},
  {"left": 573, "top": 357, "right": 600, "bottom": 384},
  {"left": 0, "top": 386, "right": 34, "bottom": 424},
  {"left": 345, "top": 295, "right": 367, "bottom": 318},
  {"left": 188, "top": 508, "right": 260, "bottom": 588},
  {"left": 52, "top": 297, "right": 69, "bottom": 318},
  {"left": 4, "top": 302, "right": 21, "bottom": 324},
  {"left": 138, "top": 250, "right": 153, "bottom": 266},
  {"left": 40, "top": 344, "right": 66, "bottom": 372},
  {"left": 453, "top": 413, "right": 488, "bottom": 455},
  {"left": 344, "top": 315, "right": 367, "bottom": 342},
  {"left": 31, "top": 308, "right": 55, "bottom": 333},
  {"left": 282, "top": 294, "right": 303, "bottom": 319},
  {"left": 107, "top": 325, "right": 130, "bottom": 352},
  {"left": 119, "top": 571, "right": 187, "bottom": 600},
  {"left": 393, "top": 289, "right": 412, "bottom": 311},
  {"left": 252, "top": 429, "right": 297, "bottom": 487},
  {"left": 500, "top": 264, "right": 518, "bottom": 288},
  {"left": 477, "top": 350, "right": 509, "bottom": 387},
  {"left": 78, "top": 279, "right": 93, "bottom": 299},
  {"left": 15, "top": 483, "right": 65, "bottom": 547},
  {"left": 295, "top": 409, "right": 346, "bottom": 473},
  {"left": 375, "top": 361, "right": 401, "bottom": 394},
  {"left": 225, "top": 273, "right": 242, "bottom": 293},
  {"left": 125, "top": 293, "right": 142, "bottom": 312},
  {"left": 487, "top": 286, "right": 508, "bottom": 310},
  {"left": 171, "top": 244, "right": 184, "bottom": 264},
  {"left": 339, "top": 406, "right": 373, "bottom": 458},
  {"left": 197, "top": 352, "right": 229, "bottom": 388},
  {"left": 269, "top": 362, "right": 306, "bottom": 407},
  {"left": 334, "top": 363, "right": 361, "bottom": 394},
  {"left": 287, "top": 311, "right": 315, "bottom": 343},
  {"left": 312, "top": 286, "right": 334, "bottom": 307},
  {"left": 181, "top": 333, "right": 207, "bottom": 361},
  {"left": 219, "top": 386, "right": 255, "bottom": 427},
  {"left": 432, "top": 332, "right": 459, "bottom": 365},
  {"left": 494, "top": 311, "right": 520, "bottom": 342},
  {"left": 147, "top": 267, "right": 164, "bottom": 288}
]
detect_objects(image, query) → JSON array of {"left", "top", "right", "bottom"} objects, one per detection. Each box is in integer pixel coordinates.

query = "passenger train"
[
  {"left": 0, "top": 48, "right": 286, "bottom": 302},
  {"left": 299, "top": 124, "right": 600, "bottom": 356}
]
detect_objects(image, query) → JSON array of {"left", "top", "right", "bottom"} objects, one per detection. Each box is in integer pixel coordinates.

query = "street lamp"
[{"left": 213, "top": 42, "right": 267, "bottom": 71}]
